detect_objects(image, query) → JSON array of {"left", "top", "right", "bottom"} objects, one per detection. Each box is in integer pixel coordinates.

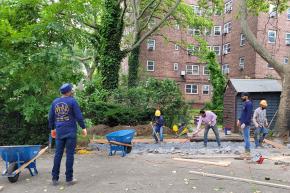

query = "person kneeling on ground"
[
  {"left": 253, "top": 100, "right": 269, "bottom": 148},
  {"left": 192, "top": 110, "right": 221, "bottom": 147},
  {"left": 152, "top": 110, "right": 164, "bottom": 143}
]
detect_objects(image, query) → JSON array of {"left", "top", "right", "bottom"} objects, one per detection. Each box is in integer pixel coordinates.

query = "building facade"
[{"left": 139, "top": 0, "right": 290, "bottom": 107}]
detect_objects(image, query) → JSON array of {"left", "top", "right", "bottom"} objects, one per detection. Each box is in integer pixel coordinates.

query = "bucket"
[{"left": 224, "top": 128, "right": 231, "bottom": 135}]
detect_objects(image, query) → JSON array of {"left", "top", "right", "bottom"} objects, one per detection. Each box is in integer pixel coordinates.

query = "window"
[
  {"left": 223, "top": 22, "right": 232, "bottom": 34},
  {"left": 148, "top": 19, "right": 156, "bottom": 29},
  {"left": 186, "top": 65, "right": 199, "bottom": 75},
  {"left": 202, "top": 85, "right": 210, "bottom": 95},
  {"left": 288, "top": 8, "right": 290, "bottom": 20},
  {"left": 174, "top": 44, "right": 179, "bottom": 51},
  {"left": 188, "top": 27, "right": 194, "bottom": 35},
  {"left": 269, "top": 4, "right": 277, "bottom": 18},
  {"left": 188, "top": 27, "right": 200, "bottom": 36},
  {"left": 224, "top": 1, "right": 232, "bottom": 13},
  {"left": 239, "top": 57, "right": 245, "bottom": 69},
  {"left": 267, "top": 63, "right": 274, "bottom": 69},
  {"left": 147, "top": 39, "right": 155, "bottom": 50},
  {"left": 175, "top": 22, "right": 180, "bottom": 30},
  {"left": 187, "top": 45, "right": 194, "bottom": 55},
  {"left": 283, "top": 57, "right": 289, "bottom": 64},
  {"left": 203, "top": 66, "right": 210, "bottom": 75},
  {"left": 193, "top": 5, "right": 202, "bottom": 16},
  {"left": 285, "top": 33, "right": 290, "bottom": 45},
  {"left": 185, "top": 84, "right": 198, "bottom": 94},
  {"left": 222, "top": 64, "right": 230, "bottom": 74},
  {"left": 240, "top": 33, "right": 246, "bottom": 46},
  {"left": 174, "top": 63, "right": 179, "bottom": 71},
  {"left": 223, "top": 43, "right": 231, "bottom": 54},
  {"left": 205, "top": 28, "right": 211, "bottom": 36},
  {"left": 147, "top": 60, "right": 155, "bottom": 71},
  {"left": 213, "top": 46, "right": 221, "bottom": 55},
  {"left": 214, "top": 26, "right": 222, "bottom": 36},
  {"left": 268, "top": 30, "right": 276, "bottom": 43}
]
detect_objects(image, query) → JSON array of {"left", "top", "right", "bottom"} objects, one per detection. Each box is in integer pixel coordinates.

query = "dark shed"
[{"left": 223, "top": 79, "right": 282, "bottom": 133}]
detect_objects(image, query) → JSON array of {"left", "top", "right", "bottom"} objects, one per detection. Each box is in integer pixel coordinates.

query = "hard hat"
[
  {"left": 260, "top": 100, "right": 268, "bottom": 107},
  {"left": 155, "top": 110, "right": 161, "bottom": 116},
  {"left": 173, "top": 125, "right": 178, "bottom": 132}
]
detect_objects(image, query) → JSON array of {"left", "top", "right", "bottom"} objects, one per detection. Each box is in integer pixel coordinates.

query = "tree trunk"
[
  {"left": 274, "top": 68, "right": 290, "bottom": 141},
  {"left": 98, "top": 0, "right": 124, "bottom": 90},
  {"left": 128, "top": 32, "right": 141, "bottom": 87},
  {"left": 239, "top": 0, "right": 289, "bottom": 140}
]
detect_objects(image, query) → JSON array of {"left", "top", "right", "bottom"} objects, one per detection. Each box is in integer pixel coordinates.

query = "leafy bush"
[{"left": 78, "top": 77, "right": 187, "bottom": 127}]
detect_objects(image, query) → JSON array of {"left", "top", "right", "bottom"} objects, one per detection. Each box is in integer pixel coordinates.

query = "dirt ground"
[{"left": 1, "top": 147, "right": 290, "bottom": 193}]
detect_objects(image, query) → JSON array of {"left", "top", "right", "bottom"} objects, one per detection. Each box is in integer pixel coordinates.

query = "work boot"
[
  {"left": 66, "top": 179, "right": 77, "bottom": 186},
  {"left": 52, "top": 180, "right": 59, "bottom": 186}
]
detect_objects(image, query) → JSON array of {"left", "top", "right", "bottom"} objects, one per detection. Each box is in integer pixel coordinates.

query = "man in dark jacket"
[
  {"left": 49, "top": 83, "right": 87, "bottom": 186},
  {"left": 237, "top": 92, "right": 253, "bottom": 154},
  {"left": 152, "top": 110, "right": 164, "bottom": 143}
]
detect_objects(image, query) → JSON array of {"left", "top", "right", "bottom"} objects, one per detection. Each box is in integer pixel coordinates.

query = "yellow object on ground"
[
  {"left": 172, "top": 125, "right": 178, "bottom": 132},
  {"left": 77, "top": 149, "right": 92, "bottom": 155}
]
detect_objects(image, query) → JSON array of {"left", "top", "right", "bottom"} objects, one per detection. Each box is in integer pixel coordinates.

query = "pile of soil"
[{"left": 88, "top": 124, "right": 174, "bottom": 136}]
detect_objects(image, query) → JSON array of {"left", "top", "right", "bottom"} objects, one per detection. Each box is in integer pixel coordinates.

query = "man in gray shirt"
[{"left": 253, "top": 100, "right": 268, "bottom": 148}]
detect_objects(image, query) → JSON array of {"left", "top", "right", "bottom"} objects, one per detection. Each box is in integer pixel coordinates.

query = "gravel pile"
[{"left": 88, "top": 141, "right": 274, "bottom": 156}]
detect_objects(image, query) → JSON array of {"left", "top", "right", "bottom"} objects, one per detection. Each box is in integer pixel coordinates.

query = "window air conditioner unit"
[
  {"left": 286, "top": 41, "right": 290, "bottom": 46},
  {"left": 223, "top": 32, "right": 228, "bottom": 36},
  {"left": 147, "top": 46, "right": 154, "bottom": 51},
  {"left": 224, "top": 69, "right": 230, "bottom": 74},
  {"left": 180, "top": 71, "right": 186, "bottom": 76},
  {"left": 239, "top": 66, "right": 244, "bottom": 70},
  {"left": 223, "top": 50, "right": 228, "bottom": 55}
]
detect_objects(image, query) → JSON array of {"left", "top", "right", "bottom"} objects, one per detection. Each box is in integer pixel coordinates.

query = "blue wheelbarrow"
[
  {"left": 106, "top": 129, "right": 136, "bottom": 157},
  {"left": 0, "top": 145, "right": 48, "bottom": 183}
]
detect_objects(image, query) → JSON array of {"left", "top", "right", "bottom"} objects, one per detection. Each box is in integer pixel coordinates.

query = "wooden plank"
[
  {"left": 173, "top": 158, "right": 231, "bottom": 167},
  {"left": 189, "top": 170, "right": 290, "bottom": 190},
  {"left": 109, "top": 141, "right": 133, "bottom": 147},
  {"left": 181, "top": 155, "right": 240, "bottom": 159},
  {"left": 264, "top": 139, "right": 286, "bottom": 149},
  {"left": 0, "top": 186, "right": 3, "bottom": 192},
  {"left": 14, "top": 146, "right": 48, "bottom": 175}
]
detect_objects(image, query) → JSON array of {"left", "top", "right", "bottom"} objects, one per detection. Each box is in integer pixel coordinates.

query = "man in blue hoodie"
[
  {"left": 237, "top": 92, "right": 253, "bottom": 154},
  {"left": 49, "top": 83, "right": 87, "bottom": 186}
]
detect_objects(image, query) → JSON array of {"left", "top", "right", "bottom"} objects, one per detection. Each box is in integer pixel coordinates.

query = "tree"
[
  {"left": 0, "top": 0, "right": 83, "bottom": 144},
  {"left": 239, "top": 0, "right": 290, "bottom": 139},
  {"left": 198, "top": 0, "right": 289, "bottom": 139}
]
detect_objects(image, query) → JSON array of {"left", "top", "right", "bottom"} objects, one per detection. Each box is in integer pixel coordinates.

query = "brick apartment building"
[{"left": 138, "top": 0, "right": 290, "bottom": 107}]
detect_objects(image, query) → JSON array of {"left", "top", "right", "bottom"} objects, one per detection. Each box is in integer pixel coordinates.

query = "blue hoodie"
[
  {"left": 239, "top": 100, "right": 253, "bottom": 126},
  {"left": 48, "top": 96, "right": 85, "bottom": 139}
]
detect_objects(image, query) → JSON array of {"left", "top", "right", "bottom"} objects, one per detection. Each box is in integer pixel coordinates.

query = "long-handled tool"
[{"left": 150, "top": 122, "right": 160, "bottom": 142}]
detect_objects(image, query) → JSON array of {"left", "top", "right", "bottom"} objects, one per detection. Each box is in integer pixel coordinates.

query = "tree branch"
[
  {"left": 139, "top": 0, "right": 162, "bottom": 32},
  {"left": 120, "top": 0, "right": 127, "bottom": 22},
  {"left": 122, "top": 0, "right": 181, "bottom": 54},
  {"left": 137, "top": 0, "right": 157, "bottom": 20},
  {"left": 239, "top": 0, "right": 285, "bottom": 77}
]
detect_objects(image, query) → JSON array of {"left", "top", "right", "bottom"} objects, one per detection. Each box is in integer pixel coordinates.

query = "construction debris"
[
  {"left": 189, "top": 170, "right": 290, "bottom": 190},
  {"left": 173, "top": 158, "right": 231, "bottom": 167},
  {"left": 264, "top": 139, "right": 286, "bottom": 149}
]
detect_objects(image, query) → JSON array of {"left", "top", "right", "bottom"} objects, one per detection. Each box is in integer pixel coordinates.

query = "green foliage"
[
  {"left": 77, "top": 77, "right": 187, "bottom": 127},
  {"left": 204, "top": 52, "right": 226, "bottom": 123},
  {"left": 98, "top": 0, "right": 124, "bottom": 90},
  {"left": 0, "top": 0, "right": 83, "bottom": 145},
  {"left": 128, "top": 33, "right": 141, "bottom": 88}
]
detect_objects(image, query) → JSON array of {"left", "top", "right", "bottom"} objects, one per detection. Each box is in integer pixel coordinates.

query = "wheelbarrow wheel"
[
  {"left": 7, "top": 162, "right": 20, "bottom": 183},
  {"left": 125, "top": 143, "right": 132, "bottom": 154}
]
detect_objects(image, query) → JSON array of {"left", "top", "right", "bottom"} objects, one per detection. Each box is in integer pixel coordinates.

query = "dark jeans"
[
  {"left": 204, "top": 124, "right": 221, "bottom": 146},
  {"left": 254, "top": 127, "right": 268, "bottom": 147},
  {"left": 52, "top": 137, "right": 76, "bottom": 182}
]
